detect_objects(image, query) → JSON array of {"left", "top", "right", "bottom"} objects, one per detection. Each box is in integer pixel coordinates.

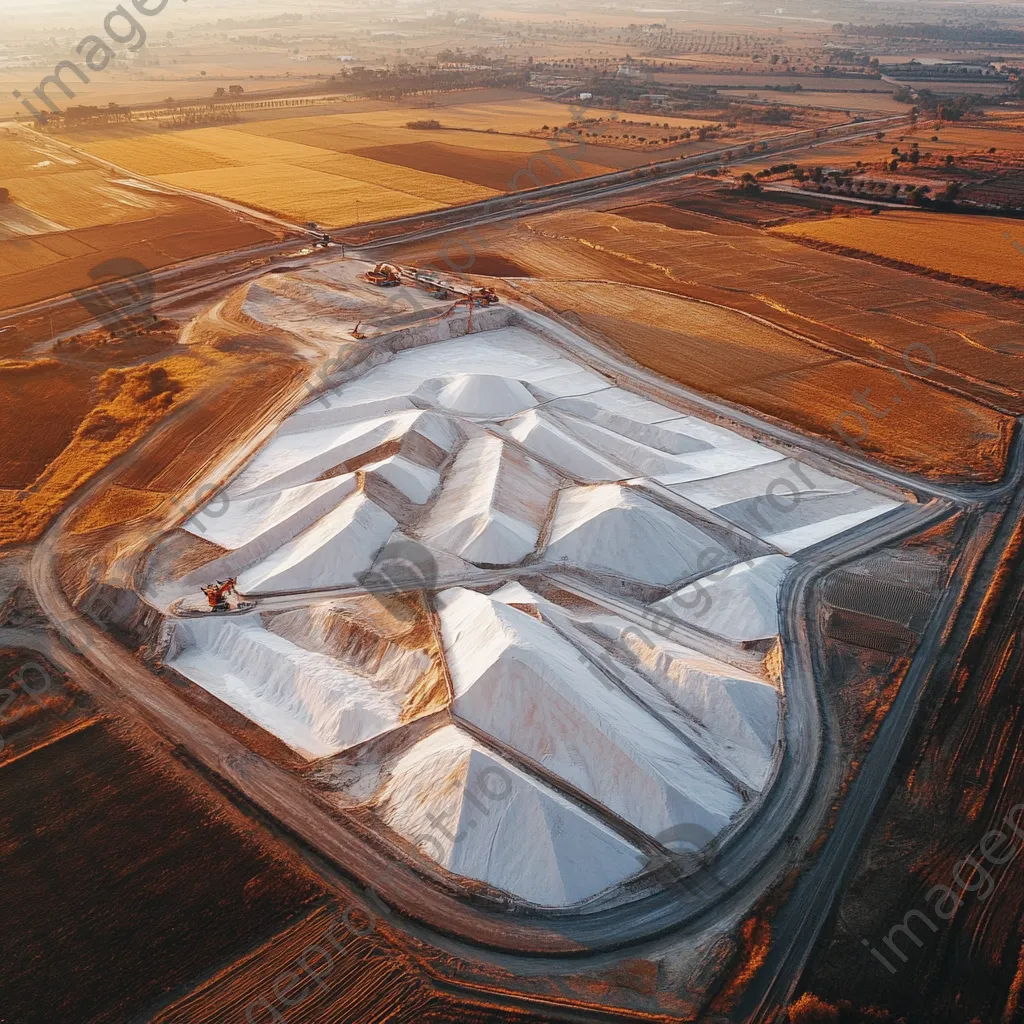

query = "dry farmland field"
[
  {"left": 0, "top": 130, "right": 284, "bottom": 312},
  {"left": 0, "top": 713, "right": 326, "bottom": 1024},
  {"left": 393, "top": 199, "right": 1022, "bottom": 482},
  {"left": 773, "top": 210, "right": 1024, "bottom": 291},
  {"left": 57, "top": 90, "right": 784, "bottom": 229}
]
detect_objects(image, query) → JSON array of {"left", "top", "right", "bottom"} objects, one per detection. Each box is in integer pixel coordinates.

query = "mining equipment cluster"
[{"left": 200, "top": 577, "right": 255, "bottom": 613}]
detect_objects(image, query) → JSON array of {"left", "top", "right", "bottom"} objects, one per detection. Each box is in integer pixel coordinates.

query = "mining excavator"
[
  {"left": 448, "top": 287, "right": 500, "bottom": 333},
  {"left": 201, "top": 577, "right": 255, "bottom": 613},
  {"left": 364, "top": 262, "right": 401, "bottom": 287}
]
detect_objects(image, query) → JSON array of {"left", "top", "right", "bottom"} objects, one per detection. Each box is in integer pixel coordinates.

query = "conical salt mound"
[
  {"left": 435, "top": 373, "right": 537, "bottom": 418},
  {"left": 376, "top": 724, "right": 645, "bottom": 906}
]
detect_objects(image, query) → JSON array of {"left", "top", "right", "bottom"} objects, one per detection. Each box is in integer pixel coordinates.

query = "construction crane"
[
  {"left": 200, "top": 577, "right": 254, "bottom": 613},
  {"left": 363, "top": 262, "right": 401, "bottom": 287}
]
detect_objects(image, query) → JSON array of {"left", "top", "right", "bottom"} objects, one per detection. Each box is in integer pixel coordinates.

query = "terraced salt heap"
[
  {"left": 596, "top": 621, "right": 780, "bottom": 788},
  {"left": 653, "top": 555, "right": 795, "bottom": 643},
  {"left": 417, "top": 434, "right": 557, "bottom": 567},
  {"left": 670, "top": 458, "right": 900, "bottom": 553},
  {"left": 546, "top": 484, "right": 734, "bottom": 586},
  {"left": 504, "top": 409, "right": 627, "bottom": 482},
  {"left": 485, "top": 581, "right": 781, "bottom": 793},
  {"left": 167, "top": 266, "right": 907, "bottom": 904},
  {"left": 375, "top": 724, "right": 645, "bottom": 906},
  {"left": 438, "top": 587, "right": 744, "bottom": 842},
  {"left": 226, "top": 410, "right": 461, "bottom": 500},
  {"left": 168, "top": 613, "right": 410, "bottom": 759},
  {"left": 237, "top": 491, "right": 397, "bottom": 593}
]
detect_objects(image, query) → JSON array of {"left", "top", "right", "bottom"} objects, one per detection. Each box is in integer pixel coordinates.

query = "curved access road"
[{"left": 26, "top": 296, "right": 969, "bottom": 966}]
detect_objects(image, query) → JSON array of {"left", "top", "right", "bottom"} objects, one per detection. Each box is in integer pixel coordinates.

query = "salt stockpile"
[
  {"left": 168, "top": 614, "right": 410, "bottom": 759},
  {"left": 417, "top": 435, "right": 557, "bottom": 567},
  {"left": 595, "top": 621, "right": 780, "bottom": 789},
  {"left": 433, "top": 373, "right": 537, "bottom": 419},
  {"left": 545, "top": 484, "right": 734, "bottom": 587},
  {"left": 183, "top": 475, "right": 357, "bottom": 558},
  {"left": 488, "top": 583, "right": 780, "bottom": 793},
  {"left": 374, "top": 724, "right": 645, "bottom": 906},
  {"left": 226, "top": 410, "right": 461, "bottom": 500},
  {"left": 652, "top": 555, "right": 794, "bottom": 643},
  {"left": 438, "top": 588, "right": 744, "bottom": 844},
  {"left": 164, "top": 275, "right": 912, "bottom": 904},
  {"left": 237, "top": 492, "right": 397, "bottom": 594},
  {"left": 504, "top": 410, "right": 627, "bottom": 482},
  {"left": 668, "top": 458, "right": 900, "bottom": 553},
  {"left": 361, "top": 455, "right": 440, "bottom": 506}
]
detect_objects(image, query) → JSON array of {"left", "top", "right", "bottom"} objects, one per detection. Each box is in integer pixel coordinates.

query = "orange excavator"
[
  {"left": 449, "top": 287, "right": 500, "bottom": 333},
  {"left": 363, "top": 262, "right": 401, "bottom": 287},
  {"left": 201, "top": 577, "right": 254, "bottom": 613}
]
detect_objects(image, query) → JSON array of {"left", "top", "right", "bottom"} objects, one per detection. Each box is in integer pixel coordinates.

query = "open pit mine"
[{"left": 107, "top": 257, "right": 907, "bottom": 922}]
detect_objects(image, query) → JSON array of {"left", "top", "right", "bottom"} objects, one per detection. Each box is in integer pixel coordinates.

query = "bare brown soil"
[
  {"left": 113, "top": 356, "right": 302, "bottom": 494},
  {"left": 678, "top": 188, "right": 836, "bottom": 225},
  {"left": 0, "top": 717, "right": 326, "bottom": 1024},
  {"left": 353, "top": 141, "right": 612, "bottom": 192},
  {"left": 152, "top": 900, "right": 559, "bottom": 1023},
  {"left": 0, "top": 649, "right": 92, "bottom": 765},
  {"left": 0, "top": 360, "right": 100, "bottom": 488},
  {"left": 0, "top": 204, "right": 280, "bottom": 313},
  {"left": 394, "top": 207, "right": 1020, "bottom": 482},
  {"left": 610, "top": 202, "right": 759, "bottom": 235},
  {"left": 0, "top": 352, "right": 219, "bottom": 547},
  {"left": 802, "top": 510, "right": 1024, "bottom": 1024}
]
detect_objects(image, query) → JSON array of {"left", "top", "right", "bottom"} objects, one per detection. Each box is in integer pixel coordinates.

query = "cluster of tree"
[
  {"left": 847, "top": 22, "right": 1024, "bottom": 45},
  {"left": 212, "top": 12, "right": 302, "bottom": 29},
  {"left": 165, "top": 105, "right": 239, "bottom": 129},
  {"left": 914, "top": 90, "right": 985, "bottom": 121},
  {"left": 753, "top": 162, "right": 798, "bottom": 178},
  {"left": 213, "top": 86, "right": 245, "bottom": 98},
  {"left": 757, "top": 104, "right": 794, "bottom": 124},
  {"left": 790, "top": 163, "right": 965, "bottom": 206},
  {"left": 43, "top": 104, "right": 133, "bottom": 128},
  {"left": 406, "top": 119, "right": 442, "bottom": 130},
  {"left": 323, "top": 65, "right": 528, "bottom": 101},
  {"left": 436, "top": 48, "right": 493, "bottom": 66}
]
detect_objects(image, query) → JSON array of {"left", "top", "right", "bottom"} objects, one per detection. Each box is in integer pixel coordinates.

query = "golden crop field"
[
  {"left": 237, "top": 117, "right": 565, "bottom": 154},
  {"left": 157, "top": 162, "right": 449, "bottom": 226},
  {"left": 265, "top": 97, "right": 711, "bottom": 134},
  {"left": 3, "top": 168, "right": 174, "bottom": 230},
  {"left": 0, "top": 133, "right": 83, "bottom": 177},
  {"left": 773, "top": 212, "right": 1024, "bottom": 290},
  {"left": 69, "top": 103, "right": 607, "bottom": 228},
  {"left": 78, "top": 135, "right": 243, "bottom": 176}
]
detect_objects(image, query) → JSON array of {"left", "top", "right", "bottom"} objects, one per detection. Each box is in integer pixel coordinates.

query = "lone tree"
[
  {"left": 788, "top": 993, "right": 840, "bottom": 1024},
  {"left": 229, "top": 84, "right": 244, "bottom": 95}
]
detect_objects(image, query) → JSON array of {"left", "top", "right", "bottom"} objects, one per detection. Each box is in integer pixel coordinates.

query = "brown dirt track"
[{"left": 395, "top": 206, "right": 1021, "bottom": 483}]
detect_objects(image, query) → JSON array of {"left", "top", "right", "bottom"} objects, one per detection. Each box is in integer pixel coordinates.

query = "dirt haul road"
[{"left": 23, "top": 289, "right": 970, "bottom": 960}]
